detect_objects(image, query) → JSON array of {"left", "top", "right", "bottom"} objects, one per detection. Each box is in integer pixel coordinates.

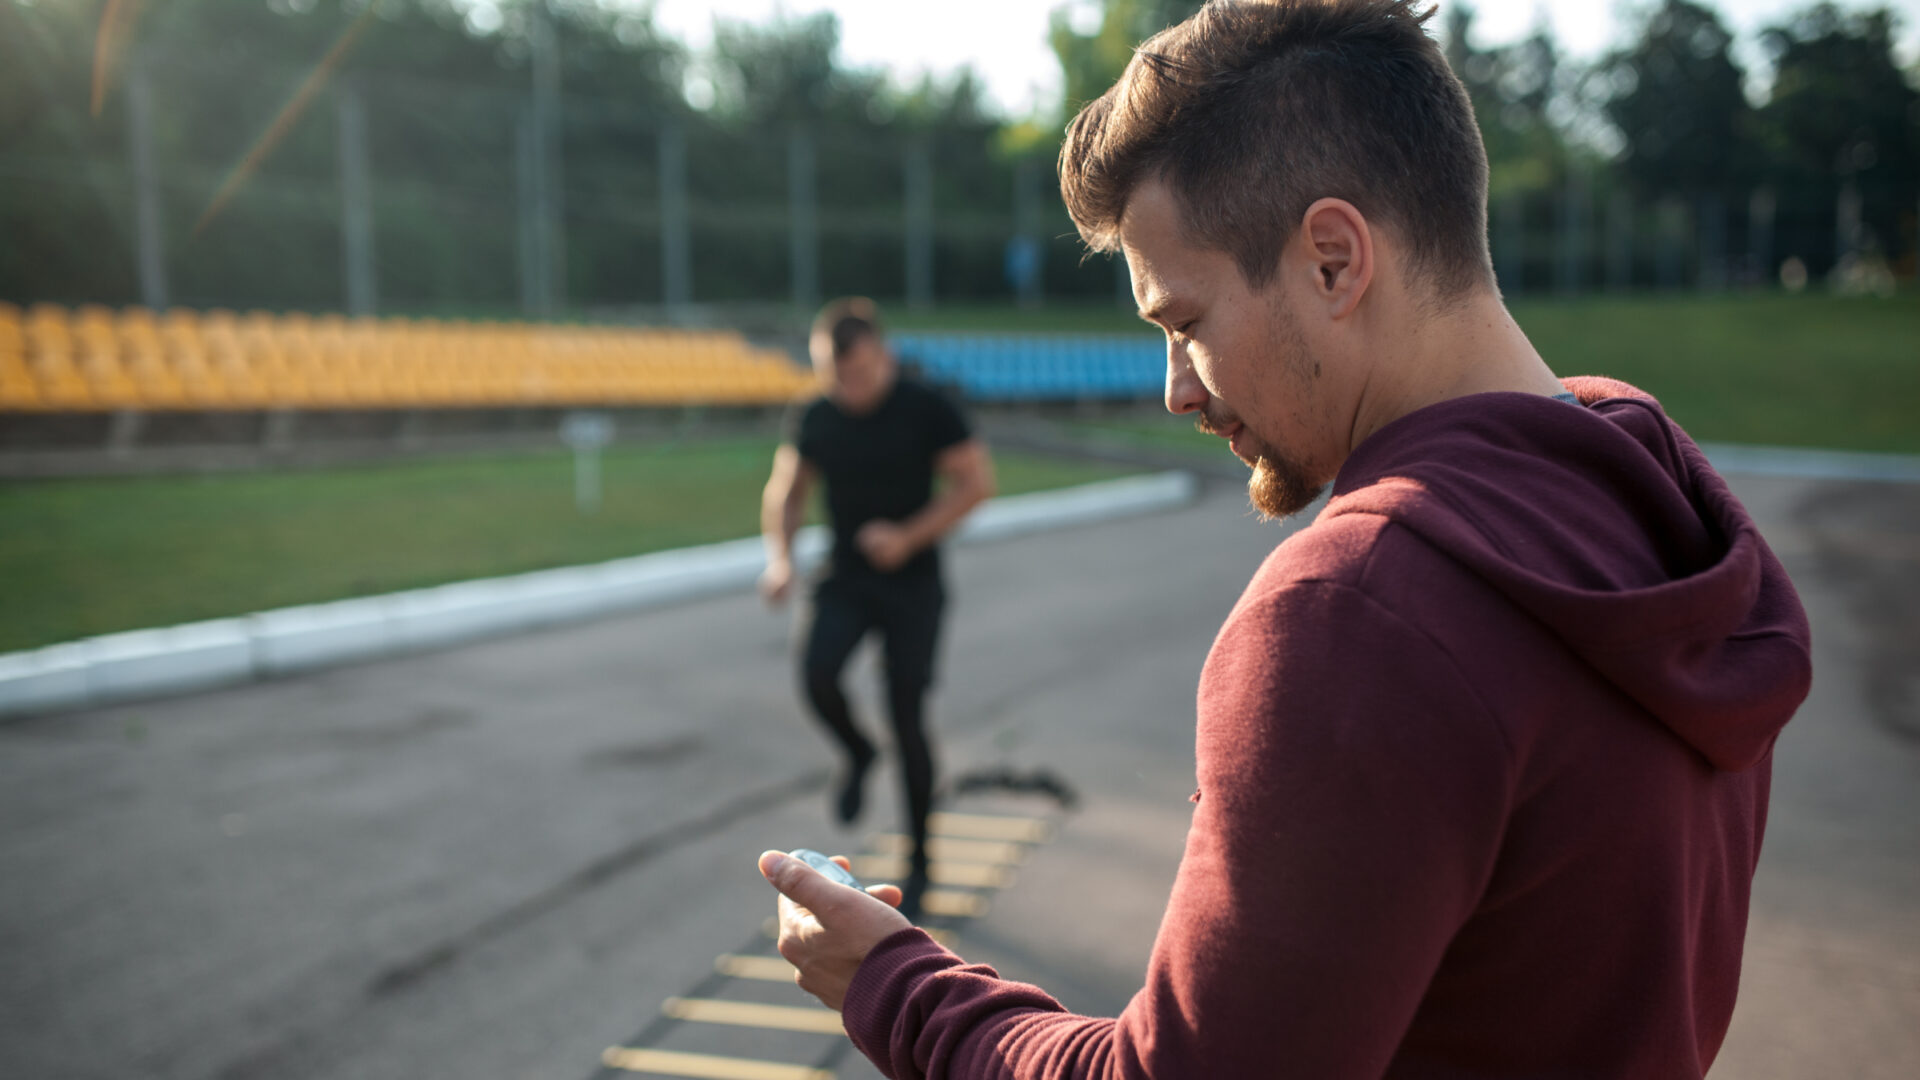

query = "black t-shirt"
[{"left": 787, "top": 376, "right": 972, "bottom": 578}]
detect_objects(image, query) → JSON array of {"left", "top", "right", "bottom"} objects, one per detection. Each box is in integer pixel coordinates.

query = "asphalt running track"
[{"left": 1, "top": 472, "right": 1915, "bottom": 1080}]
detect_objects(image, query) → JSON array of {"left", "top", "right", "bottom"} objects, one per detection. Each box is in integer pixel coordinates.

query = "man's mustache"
[{"left": 1193, "top": 410, "right": 1238, "bottom": 437}]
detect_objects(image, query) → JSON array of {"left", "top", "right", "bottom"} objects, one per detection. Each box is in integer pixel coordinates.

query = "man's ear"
[{"left": 1299, "top": 198, "right": 1374, "bottom": 320}]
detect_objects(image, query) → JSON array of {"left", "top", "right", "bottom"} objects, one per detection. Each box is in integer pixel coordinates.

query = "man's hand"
[
  {"left": 855, "top": 520, "right": 915, "bottom": 572},
  {"left": 759, "top": 850, "right": 910, "bottom": 1011},
  {"left": 759, "top": 557, "right": 795, "bottom": 607}
]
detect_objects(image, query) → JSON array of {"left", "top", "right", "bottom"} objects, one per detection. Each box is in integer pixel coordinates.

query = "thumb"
[{"left": 759, "top": 851, "right": 855, "bottom": 924}]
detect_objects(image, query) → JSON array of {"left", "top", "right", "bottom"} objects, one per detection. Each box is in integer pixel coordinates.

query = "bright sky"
[{"left": 640, "top": 0, "right": 1920, "bottom": 117}]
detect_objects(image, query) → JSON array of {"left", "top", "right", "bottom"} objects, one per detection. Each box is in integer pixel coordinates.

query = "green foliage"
[
  {"left": 1048, "top": 0, "right": 1203, "bottom": 119},
  {"left": 0, "top": 0, "right": 684, "bottom": 308},
  {"left": 1443, "top": 6, "right": 1577, "bottom": 196},
  {"left": 1597, "top": 0, "right": 1757, "bottom": 198},
  {"left": 2, "top": 0, "right": 1916, "bottom": 311},
  {"left": 1761, "top": 2, "right": 1916, "bottom": 179},
  {"left": 708, "top": 11, "right": 861, "bottom": 127},
  {"left": 1755, "top": 4, "right": 1920, "bottom": 270}
]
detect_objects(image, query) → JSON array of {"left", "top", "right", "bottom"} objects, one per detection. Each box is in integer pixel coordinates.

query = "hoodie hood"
[{"left": 1323, "top": 376, "right": 1811, "bottom": 771}]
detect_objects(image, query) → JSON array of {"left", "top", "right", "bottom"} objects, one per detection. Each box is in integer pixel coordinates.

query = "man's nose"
[{"left": 1164, "top": 341, "right": 1206, "bottom": 416}]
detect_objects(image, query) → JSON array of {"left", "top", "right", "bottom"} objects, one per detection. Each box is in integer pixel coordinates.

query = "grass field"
[
  {"left": 897, "top": 290, "right": 1920, "bottom": 455},
  {"left": 0, "top": 442, "right": 1130, "bottom": 653},
  {"left": 4, "top": 289, "right": 1912, "bottom": 653}
]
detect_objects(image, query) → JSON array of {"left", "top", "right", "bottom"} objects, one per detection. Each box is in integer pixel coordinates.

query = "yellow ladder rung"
[
  {"left": 713, "top": 954, "right": 797, "bottom": 982},
  {"left": 920, "top": 889, "right": 990, "bottom": 918},
  {"left": 761, "top": 916, "right": 956, "bottom": 948},
  {"left": 600, "top": 1046, "right": 832, "bottom": 1080},
  {"left": 928, "top": 812, "right": 1052, "bottom": 843},
  {"left": 661, "top": 997, "right": 845, "bottom": 1035},
  {"left": 867, "top": 834, "right": 1028, "bottom": 865},
  {"left": 850, "top": 857, "right": 1013, "bottom": 890}
]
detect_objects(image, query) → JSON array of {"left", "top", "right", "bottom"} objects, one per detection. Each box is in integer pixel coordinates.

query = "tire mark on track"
[
  {"left": 207, "top": 768, "right": 830, "bottom": 1080},
  {"left": 367, "top": 766, "right": 829, "bottom": 997}
]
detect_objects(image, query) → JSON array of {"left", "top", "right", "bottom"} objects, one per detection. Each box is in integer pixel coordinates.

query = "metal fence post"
[
  {"left": 529, "top": 1, "right": 565, "bottom": 314},
  {"left": 658, "top": 121, "right": 691, "bottom": 312},
  {"left": 1494, "top": 195, "right": 1523, "bottom": 296},
  {"left": 1655, "top": 197, "right": 1685, "bottom": 291},
  {"left": 1747, "top": 188, "right": 1775, "bottom": 286},
  {"left": 904, "top": 138, "right": 934, "bottom": 310},
  {"left": 516, "top": 105, "right": 545, "bottom": 315},
  {"left": 1835, "top": 179, "right": 1862, "bottom": 269},
  {"left": 1556, "top": 170, "right": 1587, "bottom": 295},
  {"left": 1012, "top": 158, "right": 1044, "bottom": 308},
  {"left": 1605, "top": 191, "right": 1633, "bottom": 292},
  {"left": 335, "top": 78, "right": 377, "bottom": 316},
  {"left": 788, "top": 127, "right": 819, "bottom": 312},
  {"left": 1698, "top": 192, "right": 1727, "bottom": 291},
  {"left": 125, "top": 53, "right": 168, "bottom": 310}
]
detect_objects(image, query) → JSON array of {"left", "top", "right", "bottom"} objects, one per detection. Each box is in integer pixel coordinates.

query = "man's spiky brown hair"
[{"left": 1060, "top": 0, "right": 1493, "bottom": 296}]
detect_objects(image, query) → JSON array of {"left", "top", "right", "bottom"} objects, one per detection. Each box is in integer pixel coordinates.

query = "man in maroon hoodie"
[{"left": 753, "top": 2, "right": 1813, "bottom": 1076}]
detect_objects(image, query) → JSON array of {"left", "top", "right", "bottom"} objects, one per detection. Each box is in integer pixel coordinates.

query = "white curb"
[
  {"left": 1700, "top": 443, "right": 1920, "bottom": 484},
  {"left": 0, "top": 471, "right": 1199, "bottom": 719}
]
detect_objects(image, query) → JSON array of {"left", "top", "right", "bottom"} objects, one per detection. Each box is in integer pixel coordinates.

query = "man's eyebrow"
[{"left": 1136, "top": 297, "right": 1169, "bottom": 325}]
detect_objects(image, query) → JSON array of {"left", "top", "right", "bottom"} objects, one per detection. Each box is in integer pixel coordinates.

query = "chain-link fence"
[{"left": 3, "top": 50, "right": 1913, "bottom": 317}]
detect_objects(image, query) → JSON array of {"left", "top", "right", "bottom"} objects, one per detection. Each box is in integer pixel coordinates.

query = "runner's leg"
[
  {"left": 879, "top": 574, "right": 945, "bottom": 912},
  {"left": 800, "top": 575, "right": 878, "bottom": 823}
]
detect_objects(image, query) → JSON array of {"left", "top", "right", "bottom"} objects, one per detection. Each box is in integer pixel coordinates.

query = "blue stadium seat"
[{"left": 894, "top": 331, "right": 1163, "bottom": 402}]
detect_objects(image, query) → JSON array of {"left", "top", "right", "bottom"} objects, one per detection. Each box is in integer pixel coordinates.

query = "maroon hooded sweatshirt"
[{"left": 840, "top": 377, "right": 1813, "bottom": 1079}]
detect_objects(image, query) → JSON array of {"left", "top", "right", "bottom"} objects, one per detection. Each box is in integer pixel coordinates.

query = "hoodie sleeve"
[{"left": 840, "top": 580, "right": 1516, "bottom": 1079}]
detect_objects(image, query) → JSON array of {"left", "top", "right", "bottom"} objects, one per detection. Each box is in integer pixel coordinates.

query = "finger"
[
  {"left": 775, "top": 891, "right": 813, "bottom": 935},
  {"left": 866, "top": 883, "right": 903, "bottom": 908},
  {"left": 830, "top": 855, "right": 853, "bottom": 871},
  {"left": 759, "top": 850, "right": 860, "bottom": 927}
]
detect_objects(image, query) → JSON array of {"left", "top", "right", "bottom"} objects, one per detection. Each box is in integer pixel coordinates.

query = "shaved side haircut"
[{"left": 1059, "top": 0, "right": 1494, "bottom": 298}]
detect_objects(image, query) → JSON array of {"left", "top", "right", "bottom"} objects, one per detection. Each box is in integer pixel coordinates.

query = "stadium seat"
[
  {"left": 891, "top": 332, "right": 1162, "bottom": 403},
  {"left": 0, "top": 304, "right": 821, "bottom": 413}
]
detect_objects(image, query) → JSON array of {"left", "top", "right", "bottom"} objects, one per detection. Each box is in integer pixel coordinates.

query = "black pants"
[{"left": 800, "top": 570, "right": 944, "bottom": 872}]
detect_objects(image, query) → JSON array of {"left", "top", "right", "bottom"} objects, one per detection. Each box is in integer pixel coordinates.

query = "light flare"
[
  {"left": 192, "top": 4, "right": 379, "bottom": 237},
  {"left": 91, "top": 0, "right": 144, "bottom": 118}
]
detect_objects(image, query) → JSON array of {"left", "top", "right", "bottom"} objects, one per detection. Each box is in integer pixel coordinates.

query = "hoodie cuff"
[{"left": 842, "top": 927, "right": 965, "bottom": 1076}]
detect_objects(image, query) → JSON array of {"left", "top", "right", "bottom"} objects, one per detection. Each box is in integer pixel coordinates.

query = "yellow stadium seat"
[
  {"left": 0, "top": 376, "right": 43, "bottom": 409},
  {"left": 2, "top": 305, "right": 820, "bottom": 411},
  {"left": 26, "top": 302, "right": 68, "bottom": 326}
]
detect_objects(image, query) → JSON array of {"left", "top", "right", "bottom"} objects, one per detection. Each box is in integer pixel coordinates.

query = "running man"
[{"left": 759, "top": 297, "right": 995, "bottom": 918}]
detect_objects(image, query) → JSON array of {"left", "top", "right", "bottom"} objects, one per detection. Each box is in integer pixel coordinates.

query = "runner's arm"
[
  {"left": 762, "top": 444, "right": 817, "bottom": 575},
  {"left": 893, "top": 438, "right": 996, "bottom": 555}
]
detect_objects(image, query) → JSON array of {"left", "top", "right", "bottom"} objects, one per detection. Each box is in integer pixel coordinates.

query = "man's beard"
[
  {"left": 1196, "top": 411, "right": 1325, "bottom": 520},
  {"left": 1247, "top": 452, "right": 1325, "bottom": 520}
]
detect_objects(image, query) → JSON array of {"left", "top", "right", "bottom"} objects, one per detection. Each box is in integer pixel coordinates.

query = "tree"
[
  {"left": 1048, "top": 0, "right": 1204, "bottom": 119},
  {"left": 1443, "top": 6, "right": 1573, "bottom": 197},
  {"left": 1756, "top": 2, "right": 1918, "bottom": 258},
  {"left": 1598, "top": 0, "right": 1756, "bottom": 198},
  {"left": 706, "top": 10, "right": 888, "bottom": 128}
]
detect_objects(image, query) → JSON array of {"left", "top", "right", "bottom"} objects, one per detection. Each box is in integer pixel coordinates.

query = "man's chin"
[{"left": 1248, "top": 456, "right": 1325, "bottom": 521}]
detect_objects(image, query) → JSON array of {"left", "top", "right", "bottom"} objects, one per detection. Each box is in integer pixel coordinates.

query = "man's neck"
[{"left": 1347, "top": 290, "right": 1562, "bottom": 453}]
